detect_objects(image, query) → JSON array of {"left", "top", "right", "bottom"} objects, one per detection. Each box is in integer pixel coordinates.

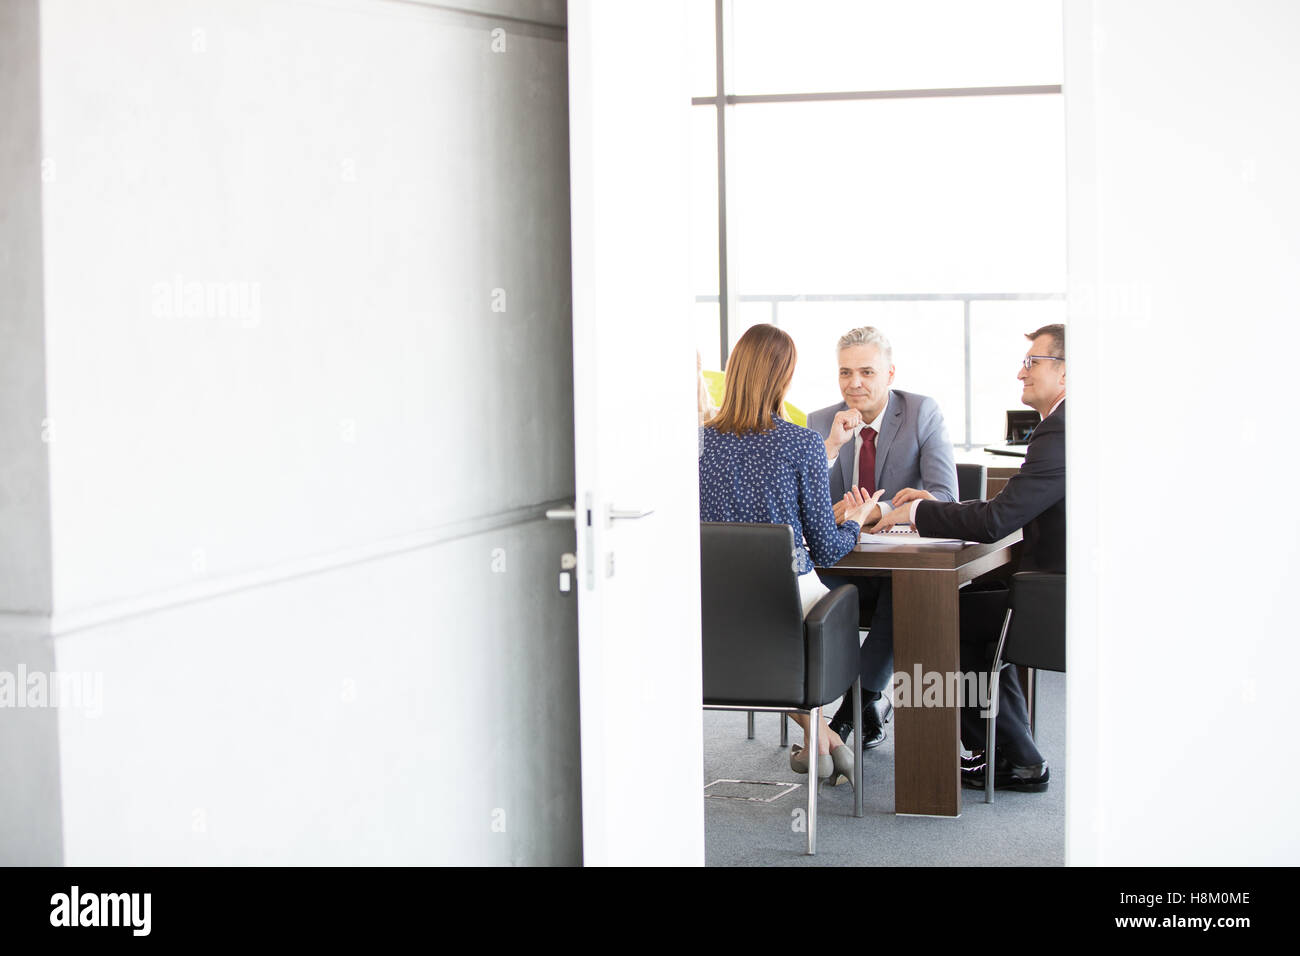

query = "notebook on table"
[{"left": 855, "top": 526, "right": 965, "bottom": 549}]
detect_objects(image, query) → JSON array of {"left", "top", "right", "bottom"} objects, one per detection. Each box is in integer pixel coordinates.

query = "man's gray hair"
[{"left": 836, "top": 326, "right": 892, "bottom": 365}]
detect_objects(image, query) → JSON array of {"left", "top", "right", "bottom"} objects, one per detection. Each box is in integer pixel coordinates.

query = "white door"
[{"left": 562, "top": 0, "right": 705, "bottom": 866}]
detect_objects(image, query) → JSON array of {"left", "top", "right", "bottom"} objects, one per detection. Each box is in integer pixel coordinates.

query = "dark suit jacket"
[{"left": 915, "top": 400, "right": 1065, "bottom": 573}]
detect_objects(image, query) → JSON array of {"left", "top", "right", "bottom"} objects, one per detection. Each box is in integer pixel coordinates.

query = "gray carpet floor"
[{"left": 704, "top": 671, "right": 1065, "bottom": 866}]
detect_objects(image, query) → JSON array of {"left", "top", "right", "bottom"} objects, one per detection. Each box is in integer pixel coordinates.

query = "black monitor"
[{"left": 1006, "top": 409, "right": 1042, "bottom": 444}]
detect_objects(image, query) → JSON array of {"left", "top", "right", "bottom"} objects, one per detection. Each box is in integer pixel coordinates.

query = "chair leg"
[
  {"left": 746, "top": 710, "right": 755, "bottom": 740},
  {"left": 986, "top": 608, "right": 1013, "bottom": 805},
  {"left": 985, "top": 690, "right": 998, "bottom": 805},
  {"left": 806, "top": 706, "right": 819, "bottom": 856},
  {"left": 779, "top": 712, "right": 789, "bottom": 748},
  {"left": 1027, "top": 668, "right": 1037, "bottom": 742},
  {"left": 851, "top": 678, "right": 864, "bottom": 818}
]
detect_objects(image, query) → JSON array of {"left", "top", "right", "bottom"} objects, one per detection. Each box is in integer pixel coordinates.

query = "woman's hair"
[{"left": 709, "top": 324, "right": 797, "bottom": 435}]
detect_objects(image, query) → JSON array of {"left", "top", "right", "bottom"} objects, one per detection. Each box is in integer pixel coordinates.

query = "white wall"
[
  {"left": 3, "top": 0, "right": 579, "bottom": 865},
  {"left": 1066, "top": 0, "right": 1300, "bottom": 864},
  {"left": 0, "top": 0, "right": 63, "bottom": 867},
  {"left": 0, "top": 0, "right": 53, "bottom": 612},
  {"left": 53, "top": 519, "right": 578, "bottom": 865},
  {"left": 38, "top": 0, "right": 572, "bottom": 610}
]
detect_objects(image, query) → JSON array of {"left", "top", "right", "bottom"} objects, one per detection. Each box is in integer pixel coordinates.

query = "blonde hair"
[{"left": 710, "top": 325, "right": 797, "bottom": 435}]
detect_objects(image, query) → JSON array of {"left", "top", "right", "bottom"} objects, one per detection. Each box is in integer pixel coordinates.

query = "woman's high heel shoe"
[
  {"left": 790, "top": 745, "right": 834, "bottom": 779},
  {"left": 828, "top": 744, "right": 855, "bottom": 787}
]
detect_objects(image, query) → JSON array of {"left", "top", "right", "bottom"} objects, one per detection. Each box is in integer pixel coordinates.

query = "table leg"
[{"left": 891, "top": 568, "right": 962, "bottom": 816}]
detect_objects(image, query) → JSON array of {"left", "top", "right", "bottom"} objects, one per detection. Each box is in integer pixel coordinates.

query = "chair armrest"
[{"left": 802, "top": 585, "right": 861, "bottom": 708}]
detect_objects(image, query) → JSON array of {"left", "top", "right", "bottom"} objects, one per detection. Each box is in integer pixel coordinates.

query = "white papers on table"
[{"left": 855, "top": 530, "right": 966, "bottom": 548}]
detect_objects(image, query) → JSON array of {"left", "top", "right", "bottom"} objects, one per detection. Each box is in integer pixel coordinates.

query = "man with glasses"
[
  {"left": 809, "top": 326, "right": 959, "bottom": 750},
  {"left": 872, "top": 323, "right": 1065, "bottom": 792}
]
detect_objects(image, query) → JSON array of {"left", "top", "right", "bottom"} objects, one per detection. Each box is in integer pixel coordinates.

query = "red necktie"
[{"left": 858, "top": 426, "right": 877, "bottom": 495}]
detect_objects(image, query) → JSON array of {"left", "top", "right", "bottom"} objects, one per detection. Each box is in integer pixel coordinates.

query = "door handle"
[
  {"left": 545, "top": 506, "right": 576, "bottom": 521},
  {"left": 606, "top": 506, "right": 654, "bottom": 528}
]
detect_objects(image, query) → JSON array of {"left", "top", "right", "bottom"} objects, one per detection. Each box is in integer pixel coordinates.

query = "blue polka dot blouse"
[{"left": 699, "top": 417, "right": 861, "bottom": 574}]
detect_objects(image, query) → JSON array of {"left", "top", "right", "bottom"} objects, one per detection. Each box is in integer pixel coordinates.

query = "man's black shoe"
[
  {"left": 961, "top": 758, "right": 1050, "bottom": 793},
  {"left": 960, "top": 751, "right": 987, "bottom": 773},
  {"left": 828, "top": 694, "right": 893, "bottom": 750}
]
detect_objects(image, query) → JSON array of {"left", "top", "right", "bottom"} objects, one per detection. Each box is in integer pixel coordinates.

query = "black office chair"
[
  {"left": 983, "top": 571, "right": 1065, "bottom": 803},
  {"left": 957, "top": 462, "right": 988, "bottom": 502},
  {"left": 701, "top": 522, "right": 864, "bottom": 855}
]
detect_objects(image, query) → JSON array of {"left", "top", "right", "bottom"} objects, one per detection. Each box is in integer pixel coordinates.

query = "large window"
[{"left": 692, "top": 0, "right": 1066, "bottom": 447}]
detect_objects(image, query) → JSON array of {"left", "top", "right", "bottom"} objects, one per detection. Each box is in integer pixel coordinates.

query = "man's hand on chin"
[{"left": 824, "top": 408, "right": 862, "bottom": 460}]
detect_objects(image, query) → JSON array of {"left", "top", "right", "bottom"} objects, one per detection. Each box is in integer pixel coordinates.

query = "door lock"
[{"left": 559, "top": 552, "right": 577, "bottom": 593}]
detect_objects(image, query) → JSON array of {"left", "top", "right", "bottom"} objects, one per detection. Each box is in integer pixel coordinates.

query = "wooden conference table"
[{"left": 822, "top": 530, "right": 1022, "bottom": 816}]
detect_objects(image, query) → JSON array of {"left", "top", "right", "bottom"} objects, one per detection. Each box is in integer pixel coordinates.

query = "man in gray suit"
[{"left": 808, "top": 326, "right": 958, "bottom": 747}]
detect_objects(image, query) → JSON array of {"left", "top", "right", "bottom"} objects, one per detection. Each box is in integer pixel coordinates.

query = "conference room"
[
  {"left": 1, "top": 0, "right": 1296, "bottom": 878},
  {"left": 690, "top": 1, "right": 1066, "bottom": 861}
]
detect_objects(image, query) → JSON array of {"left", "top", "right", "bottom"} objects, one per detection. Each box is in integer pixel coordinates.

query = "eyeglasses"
[{"left": 1021, "top": 355, "right": 1063, "bottom": 370}]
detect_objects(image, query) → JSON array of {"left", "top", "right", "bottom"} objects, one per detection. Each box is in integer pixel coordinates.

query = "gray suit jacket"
[{"left": 807, "top": 389, "right": 958, "bottom": 504}]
